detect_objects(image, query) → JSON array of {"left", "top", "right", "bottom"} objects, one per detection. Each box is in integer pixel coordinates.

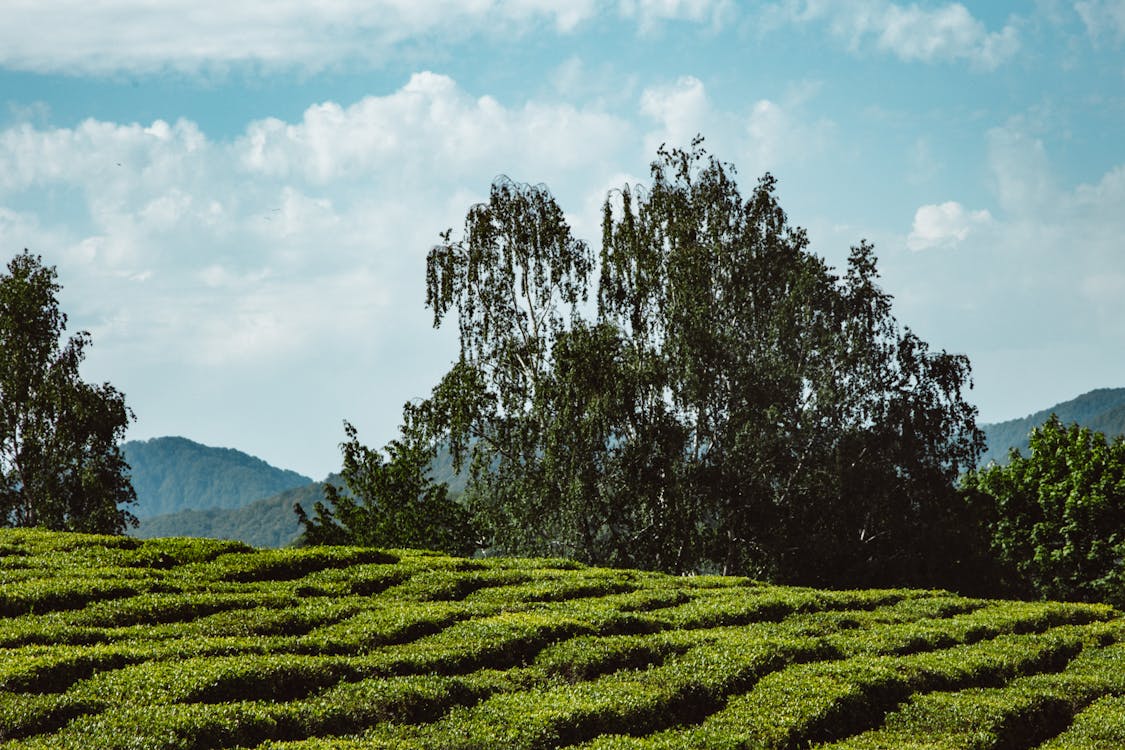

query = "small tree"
[
  {"left": 0, "top": 250, "right": 136, "bottom": 533},
  {"left": 963, "top": 415, "right": 1125, "bottom": 607},
  {"left": 295, "top": 421, "right": 475, "bottom": 555}
]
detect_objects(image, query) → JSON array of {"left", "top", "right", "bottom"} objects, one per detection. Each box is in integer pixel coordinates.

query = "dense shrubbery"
[
  {"left": 965, "top": 415, "right": 1125, "bottom": 607},
  {"left": 1, "top": 528, "right": 1123, "bottom": 748}
]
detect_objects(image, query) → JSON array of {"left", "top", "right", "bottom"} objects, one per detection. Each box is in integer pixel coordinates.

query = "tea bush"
[{"left": 0, "top": 529, "right": 1122, "bottom": 749}]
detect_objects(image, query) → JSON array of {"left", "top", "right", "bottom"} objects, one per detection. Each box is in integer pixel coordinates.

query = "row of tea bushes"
[{"left": 1, "top": 528, "right": 1122, "bottom": 749}]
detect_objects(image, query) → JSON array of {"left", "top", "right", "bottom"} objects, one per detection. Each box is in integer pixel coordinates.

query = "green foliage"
[
  {"left": 410, "top": 140, "right": 984, "bottom": 588},
  {"left": 1040, "top": 694, "right": 1125, "bottom": 749},
  {"left": 1, "top": 529, "right": 1124, "bottom": 749},
  {"left": 964, "top": 414, "right": 1125, "bottom": 607},
  {"left": 297, "top": 422, "right": 476, "bottom": 556},
  {"left": 191, "top": 545, "right": 395, "bottom": 583},
  {"left": 0, "top": 691, "right": 105, "bottom": 741},
  {"left": 0, "top": 250, "right": 136, "bottom": 534}
]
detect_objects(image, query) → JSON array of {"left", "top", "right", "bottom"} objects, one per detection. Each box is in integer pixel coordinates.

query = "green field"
[{"left": 1, "top": 529, "right": 1123, "bottom": 749}]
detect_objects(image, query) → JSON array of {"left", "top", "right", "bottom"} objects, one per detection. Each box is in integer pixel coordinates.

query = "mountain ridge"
[
  {"left": 979, "top": 387, "right": 1125, "bottom": 465},
  {"left": 127, "top": 387, "right": 1125, "bottom": 547},
  {"left": 122, "top": 436, "right": 314, "bottom": 518}
]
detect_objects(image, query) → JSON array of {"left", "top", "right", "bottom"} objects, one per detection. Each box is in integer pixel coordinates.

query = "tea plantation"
[{"left": 1, "top": 529, "right": 1123, "bottom": 749}]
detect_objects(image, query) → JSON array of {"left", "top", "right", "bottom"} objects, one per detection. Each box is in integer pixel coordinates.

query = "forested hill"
[
  {"left": 133, "top": 477, "right": 341, "bottom": 547},
  {"left": 980, "top": 387, "right": 1125, "bottom": 465},
  {"left": 122, "top": 436, "right": 313, "bottom": 518}
]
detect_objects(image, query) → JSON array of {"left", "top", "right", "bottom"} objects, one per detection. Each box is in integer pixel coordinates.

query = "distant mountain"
[
  {"left": 979, "top": 387, "right": 1125, "bottom": 465},
  {"left": 122, "top": 436, "right": 313, "bottom": 518},
  {"left": 133, "top": 477, "right": 341, "bottom": 548}
]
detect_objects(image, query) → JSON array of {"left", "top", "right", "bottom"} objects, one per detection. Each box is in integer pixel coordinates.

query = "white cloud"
[
  {"left": 875, "top": 3, "right": 1020, "bottom": 67},
  {"left": 985, "top": 121, "right": 1055, "bottom": 215},
  {"left": 907, "top": 201, "right": 992, "bottom": 251},
  {"left": 0, "top": 0, "right": 739, "bottom": 75},
  {"left": 765, "top": 1, "right": 1021, "bottom": 68},
  {"left": 640, "top": 76, "right": 713, "bottom": 155},
  {"left": 638, "top": 76, "right": 834, "bottom": 179},
  {"left": 0, "top": 1, "right": 600, "bottom": 75},
  {"left": 0, "top": 74, "right": 636, "bottom": 474},
  {"left": 619, "top": 0, "right": 736, "bottom": 32},
  {"left": 744, "top": 95, "right": 834, "bottom": 173},
  {"left": 239, "top": 72, "right": 627, "bottom": 187},
  {"left": 893, "top": 118, "right": 1125, "bottom": 351},
  {"left": 1076, "top": 0, "right": 1125, "bottom": 42}
]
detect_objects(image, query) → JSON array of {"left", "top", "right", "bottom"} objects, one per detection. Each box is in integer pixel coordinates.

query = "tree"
[
  {"left": 0, "top": 250, "right": 137, "bottom": 533},
  {"left": 407, "top": 140, "right": 986, "bottom": 586},
  {"left": 295, "top": 421, "right": 476, "bottom": 555},
  {"left": 963, "top": 416, "right": 1125, "bottom": 607},
  {"left": 594, "top": 140, "right": 985, "bottom": 585}
]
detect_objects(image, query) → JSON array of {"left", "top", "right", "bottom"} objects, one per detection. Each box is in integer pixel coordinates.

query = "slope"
[
  {"left": 122, "top": 436, "right": 313, "bottom": 518},
  {"left": 133, "top": 477, "right": 341, "bottom": 548},
  {"left": 980, "top": 387, "right": 1125, "bottom": 465},
  {"left": 0, "top": 528, "right": 1122, "bottom": 749}
]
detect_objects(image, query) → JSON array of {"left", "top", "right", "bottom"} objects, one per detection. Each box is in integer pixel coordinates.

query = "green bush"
[
  {"left": 296, "top": 601, "right": 473, "bottom": 654},
  {"left": 191, "top": 547, "right": 397, "bottom": 583},
  {"left": 964, "top": 416, "right": 1125, "bottom": 606},
  {"left": 0, "top": 691, "right": 105, "bottom": 741},
  {"left": 0, "top": 644, "right": 144, "bottom": 693},
  {"left": 63, "top": 591, "right": 297, "bottom": 627},
  {"left": 1039, "top": 694, "right": 1125, "bottom": 749},
  {"left": 0, "top": 578, "right": 140, "bottom": 617},
  {"left": 68, "top": 653, "right": 358, "bottom": 705}
]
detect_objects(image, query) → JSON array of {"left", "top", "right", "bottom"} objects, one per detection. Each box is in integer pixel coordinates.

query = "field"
[{"left": 1, "top": 529, "right": 1123, "bottom": 749}]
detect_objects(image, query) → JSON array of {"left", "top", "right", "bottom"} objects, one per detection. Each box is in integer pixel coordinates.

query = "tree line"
[
  {"left": 294, "top": 139, "right": 1125, "bottom": 601},
  {"left": 2, "top": 139, "right": 1122, "bottom": 605}
]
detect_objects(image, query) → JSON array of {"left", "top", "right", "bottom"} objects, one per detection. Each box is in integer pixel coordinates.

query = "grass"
[{"left": 0, "top": 527, "right": 1122, "bottom": 749}]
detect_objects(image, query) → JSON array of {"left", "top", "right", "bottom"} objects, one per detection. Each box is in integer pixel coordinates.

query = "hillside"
[
  {"left": 126, "top": 434, "right": 467, "bottom": 546},
  {"left": 134, "top": 476, "right": 342, "bottom": 548},
  {"left": 1, "top": 528, "right": 1123, "bottom": 748},
  {"left": 122, "top": 436, "right": 313, "bottom": 518},
  {"left": 980, "top": 387, "right": 1125, "bottom": 465}
]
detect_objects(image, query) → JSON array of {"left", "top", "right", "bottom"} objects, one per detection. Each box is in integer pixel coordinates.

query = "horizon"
[{"left": 2, "top": 2, "right": 1123, "bottom": 478}]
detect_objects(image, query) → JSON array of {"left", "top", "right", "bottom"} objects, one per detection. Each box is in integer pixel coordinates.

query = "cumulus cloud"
[
  {"left": 764, "top": 1, "right": 1021, "bottom": 69},
  {"left": 0, "top": 73, "right": 636, "bottom": 475},
  {"left": 896, "top": 118, "right": 1125, "bottom": 347},
  {"left": 239, "top": 72, "right": 625, "bottom": 187},
  {"left": 744, "top": 95, "right": 834, "bottom": 173},
  {"left": 907, "top": 201, "right": 992, "bottom": 251},
  {"left": 0, "top": 74, "right": 642, "bottom": 476},
  {"left": 639, "top": 76, "right": 713, "bottom": 155},
  {"left": 638, "top": 76, "right": 834, "bottom": 175}
]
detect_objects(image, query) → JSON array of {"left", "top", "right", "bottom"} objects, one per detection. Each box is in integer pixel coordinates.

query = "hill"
[
  {"left": 126, "top": 434, "right": 467, "bottom": 547},
  {"left": 1, "top": 528, "right": 1123, "bottom": 748},
  {"left": 980, "top": 387, "right": 1125, "bottom": 465},
  {"left": 133, "top": 476, "right": 342, "bottom": 548},
  {"left": 122, "top": 436, "right": 313, "bottom": 518}
]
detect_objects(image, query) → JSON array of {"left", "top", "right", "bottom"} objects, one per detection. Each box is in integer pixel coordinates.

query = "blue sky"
[{"left": 2, "top": 1, "right": 1124, "bottom": 478}]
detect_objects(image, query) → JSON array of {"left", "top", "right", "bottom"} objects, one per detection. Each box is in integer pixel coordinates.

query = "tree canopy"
[
  {"left": 295, "top": 422, "right": 476, "bottom": 555},
  {"left": 405, "top": 140, "right": 984, "bottom": 587},
  {"left": 303, "top": 140, "right": 986, "bottom": 589},
  {"left": 964, "top": 415, "right": 1125, "bottom": 607},
  {"left": 0, "top": 250, "right": 137, "bottom": 534}
]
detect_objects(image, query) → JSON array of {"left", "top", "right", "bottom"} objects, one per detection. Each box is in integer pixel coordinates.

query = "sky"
[{"left": 1, "top": 1, "right": 1124, "bottom": 479}]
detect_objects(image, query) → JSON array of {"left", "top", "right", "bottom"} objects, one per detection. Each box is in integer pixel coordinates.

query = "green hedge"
[{"left": 1, "top": 529, "right": 1123, "bottom": 749}]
